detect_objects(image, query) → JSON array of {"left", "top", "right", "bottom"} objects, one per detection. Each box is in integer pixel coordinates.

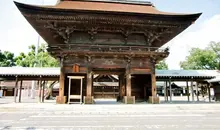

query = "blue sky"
[{"left": 0, "top": 0, "right": 220, "bottom": 69}]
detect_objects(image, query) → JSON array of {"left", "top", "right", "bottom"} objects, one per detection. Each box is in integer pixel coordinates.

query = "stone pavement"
[{"left": 0, "top": 97, "right": 220, "bottom": 130}]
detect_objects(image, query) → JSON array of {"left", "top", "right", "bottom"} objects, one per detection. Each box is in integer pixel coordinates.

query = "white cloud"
[{"left": 165, "top": 14, "right": 220, "bottom": 69}]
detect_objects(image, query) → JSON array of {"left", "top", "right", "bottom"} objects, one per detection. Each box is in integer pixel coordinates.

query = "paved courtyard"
[{"left": 0, "top": 97, "right": 220, "bottom": 130}]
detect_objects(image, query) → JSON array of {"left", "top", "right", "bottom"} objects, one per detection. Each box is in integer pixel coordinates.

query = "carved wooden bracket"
[
  {"left": 144, "top": 27, "right": 171, "bottom": 46},
  {"left": 88, "top": 27, "right": 98, "bottom": 41},
  {"left": 44, "top": 22, "right": 76, "bottom": 44}
]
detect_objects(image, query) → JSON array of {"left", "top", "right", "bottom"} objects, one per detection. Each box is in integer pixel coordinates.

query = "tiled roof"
[
  {"left": 156, "top": 70, "right": 219, "bottom": 78},
  {"left": 0, "top": 67, "right": 219, "bottom": 78},
  {"left": 208, "top": 76, "right": 220, "bottom": 83},
  {"left": 0, "top": 67, "right": 59, "bottom": 76}
]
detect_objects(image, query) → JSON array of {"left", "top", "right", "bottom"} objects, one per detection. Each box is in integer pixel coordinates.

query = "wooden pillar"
[
  {"left": 18, "top": 80, "right": 23, "bottom": 103},
  {"left": 80, "top": 78, "right": 83, "bottom": 104},
  {"left": 3, "top": 90, "right": 6, "bottom": 97},
  {"left": 84, "top": 56, "right": 94, "bottom": 104},
  {"left": 186, "top": 81, "right": 190, "bottom": 102},
  {"left": 151, "top": 74, "right": 156, "bottom": 97},
  {"left": 126, "top": 73, "right": 131, "bottom": 97},
  {"left": 68, "top": 78, "right": 71, "bottom": 104},
  {"left": 59, "top": 67, "right": 65, "bottom": 97},
  {"left": 42, "top": 81, "right": 45, "bottom": 103},
  {"left": 196, "top": 82, "right": 199, "bottom": 101},
  {"left": 208, "top": 84, "right": 211, "bottom": 102},
  {"left": 38, "top": 77, "right": 42, "bottom": 103},
  {"left": 123, "top": 59, "right": 135, "bottom": 104},
  {"left": 166, "top": 81, "right": 168, "bottom": 101},
  {"left": 164, "top": 81, "right": 167, "bottom": 101},
  {"left": 86, "top": 71, "right": 92, "bottom": 96},
  {"left": 56, "top": 57, "right": 67, "bottom": 104},
  {"left": 14, "top": 76, "right": 18, "bottom": 103},
  {"left": 119, "top": 74, "right": 125, "bottom": 100},
  {"left": 191, "top": 77, "right": 194, "bottom": 101},
  {"left": 169, "top": 77, "right": 172, "bottom": 102},
  {"left": 125, "top": 61, "right": 131, "bottom": 97}
]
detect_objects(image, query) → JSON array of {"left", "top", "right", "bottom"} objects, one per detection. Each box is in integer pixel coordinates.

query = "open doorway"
[
  {"left": 131, "top": 74, "right": 152, "bottom": 102},
  {"left": 93, "top": 74, "right": 119, "bottom": 104}
]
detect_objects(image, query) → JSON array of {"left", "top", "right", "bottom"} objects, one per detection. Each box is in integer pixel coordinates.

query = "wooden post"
[
  {"left": 151, "top": 74, "right": 156, "bottom": 97},
  {"left": 196, "top": 82, "right": 199, "bottom": 101},
  {"left": 186, "top": 81, "right": 190, "bottom": 102},
  {"left": 59, "top": 67, "right": 65, "bottom": 97},
  {"left": 38, "top": 77, "right": 42, "bottom": 103},
  {"left": 164, "top": 81, "right": 167, "bottom": 101},
  {"left": 14, "top": 76, "right": 18, "bottom": 103},
  {"left": 42, "top": 81, "right": 45, "bottom": 103},
  {"left": 80, "top": 78, "right": 83, "bottom": 104},
  {"left": 191, "top": 77, "right": 194, "bottom": 101},
  {"left": 18, "top": 80, "right": 23, "bottom": 103},
  {"left": 102, "top": 86, "right": 104, "bottom": 98},
  {"left": 166, "top": 81, "right": 168, "bottom": 101},
  {"left": 86, "top": 71, "right": 92, "bottom": 96},
  {"left": 3, "top": 90, "right": 6, "bottom": 97},
  {"left": 68, "top": 78, "right": 71, "bottom": 104},
  {"left": 126, "top": 74, "right": 131, "bottom": 97},
  {"left": 119, "top": 74, "right": 125, "bottom": 100},
  {"left": 113, "top": 86, "right": 115, "bottom": 98},
  {"left": 208, "top": 84, "right": 211, "bottom": 102},
  {"left": 169, "top": 77, "right": 172, "bottom": 102}
]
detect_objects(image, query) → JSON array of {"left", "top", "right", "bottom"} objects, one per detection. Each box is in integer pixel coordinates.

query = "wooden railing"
[{"left": 48, "top": 44, "right": 169, "bottom": 53}]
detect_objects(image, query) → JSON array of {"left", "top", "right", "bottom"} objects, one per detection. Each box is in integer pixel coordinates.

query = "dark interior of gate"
[
  {"left": 131, "top": 74, "right": 152, "bottom": 101},
  {"left": 64, "top": 72, "right": 152, "bottom": 103}
]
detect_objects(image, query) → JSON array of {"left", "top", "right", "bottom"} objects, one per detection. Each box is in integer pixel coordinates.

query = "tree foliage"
[
  {"left": 156, "top": 60, "right": 168, "bottom": 70},
  {"left": 180, "top": 42, "right": 220, "bottom": 70},
  {"left": 15, "top": 44, "right": 59, "bottom": 67},
  {"left": 0, "top": 50, "right": 15, "bottom": 67}
]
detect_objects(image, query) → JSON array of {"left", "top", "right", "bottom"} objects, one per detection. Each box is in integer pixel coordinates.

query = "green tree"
[
  {"left": 15, "top": 44, "right": 59, "bottom": 67},
  {"left": 180, "top": 42, "right": 220, "bottom": 70},
  {"left": 0, "top": 50, "right": 15, "bottom": 67},
  {"left": 156, "top": 60, "right": 168, "bottom": 70}
]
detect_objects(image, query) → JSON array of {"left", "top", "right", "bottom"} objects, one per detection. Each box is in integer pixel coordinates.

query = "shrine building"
[{"left": 14, "top": 0, "right": 201, "bottom": 104}]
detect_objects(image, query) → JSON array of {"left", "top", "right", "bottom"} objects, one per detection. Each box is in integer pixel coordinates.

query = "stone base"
[
  {"left": 123, "top": 96, "right": 135, "bottom": 104},
  {"left": 56, "top": 96, "right": 67, "bottom": 104},
  {"left": 148, "top": 96, "right": 160, "bottom": 104},
  {"left": 84, "top": 96, "right": 94, "bottom": 104}
]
